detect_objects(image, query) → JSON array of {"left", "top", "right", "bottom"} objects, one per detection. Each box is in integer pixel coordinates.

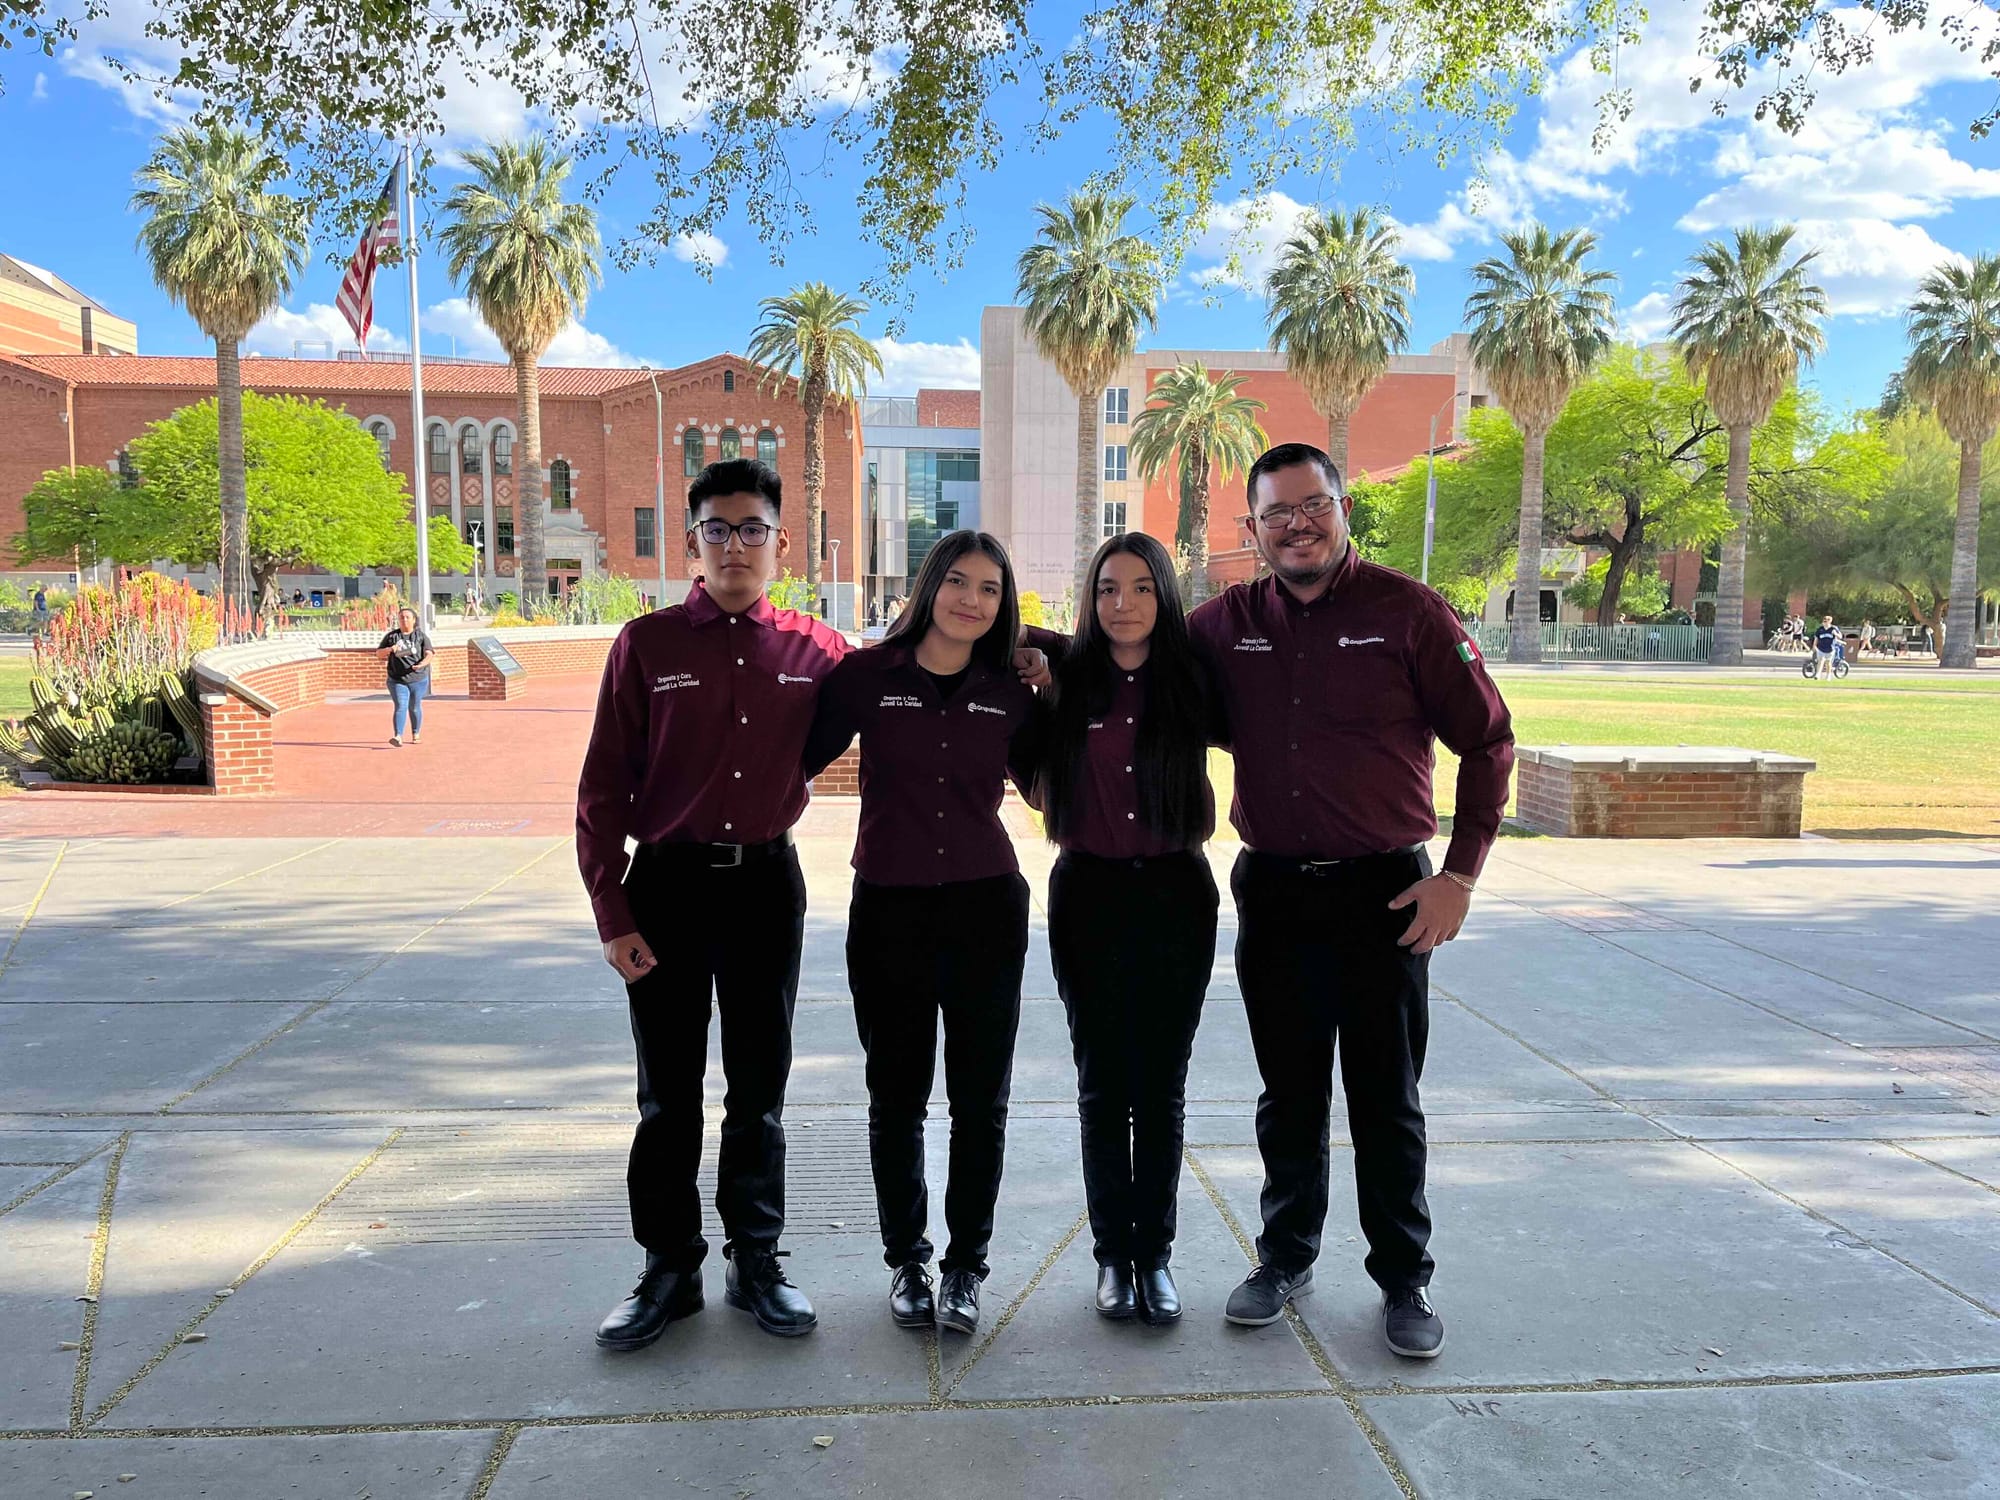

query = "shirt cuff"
[
  {"left": 590, "top": 885, "right": 637, "bottom": 944},
  {"left": 1442, "top": 809, "right": 1502, "bottom": 882}
]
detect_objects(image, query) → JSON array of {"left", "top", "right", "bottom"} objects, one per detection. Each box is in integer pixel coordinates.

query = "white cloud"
[
  {"left": 1184, "top": 192, "right": 1317, "bottom": 294},
  {"left": 872, "top": 335, "right": 980, "bottom": 392},
  {"left": 247, "top": 303, "right": 406, "bottom": 358},
  {"left": 32, "top": 72, "right": 47, "bottom": 100},
  {"left": 1682, "top": 124, "right": 2000, "bottom": 229},
  {"left": 1783, "top": 218, "right": 1968, "bottom": 318},
  {"left": 420, "top": 296, "right": 650, "bottom": 367},
  {"left": 1620, "top": 290, "right": 1675, "bottom": 344},
  {"left": 670, "top": 232, "right": 729, "bottom": 269}
]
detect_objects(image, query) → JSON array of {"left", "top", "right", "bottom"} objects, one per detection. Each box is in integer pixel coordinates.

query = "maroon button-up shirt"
[
  {"left": 575, "top": 583, "right": 849, "bottom": 939},
  {"left": 803, "top": 643, "right": 1036, "bottom": 887},
  {"left": 1189, "top": 547, "right": 1515, "bottom": 879}
]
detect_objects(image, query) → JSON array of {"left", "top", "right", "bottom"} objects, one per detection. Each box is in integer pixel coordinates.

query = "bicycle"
[{"left": 1801, "top": 651, "right": 1849, "bottom": 679}]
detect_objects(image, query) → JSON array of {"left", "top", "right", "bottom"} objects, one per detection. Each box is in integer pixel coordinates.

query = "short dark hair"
[
  {"left": 687, "top": 458, "right": 782, "bottom": 524},
  {"left": 1245, "top": 442, "right": 1344, "bottom": 508},
  {"left": 882, "top": 530, "right": 1021, "bottom": 673}
]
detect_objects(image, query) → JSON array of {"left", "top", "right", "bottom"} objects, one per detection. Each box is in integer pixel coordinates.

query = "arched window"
[
  {"left": 492, "top": 429, "right": 514, "bottom": 475},
  {"left": 723, "top": 369, "right": 736, "bottom": 393},
  {"left": 548, "top": 459, "right": 572, "bottom": 509},
  {"left": 682, "top": 427, "right": 705, "bottom": 477},
  {"left": 459, "top": 425, "right": 483, "bottom": 475},
  {"left": 367, "top": 420, "right": 392, "bottom": 468},
  {"left": 427, "top": 424, "right": 450, "bottom": 476},
  {"left": 719, "top": 427, "right": 742, "bottom": 461},
  {"left": 756, "top": 428, "right": 778, "bottom": 465}
]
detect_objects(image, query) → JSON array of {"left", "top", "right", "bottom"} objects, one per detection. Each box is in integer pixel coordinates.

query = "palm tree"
[
  {"left": 1671, "top": 226, "right": 1827, "bottom": 665},
  {"left": 439, "top": 136, "right": 602, "bottom": 610},
  {"left": 132, "top": 124, "right": 305, "bottom": 630},
  {"left": 1264, "top": 207, "right": 1414, "bottom": 485},
  {"left": 1464, "top": 225, "right": 1619, "bottom": 663},
  {"left": 1902, "top": 255, "right": 2000, "bottom": 669},
  {"left": 1127, "top": 363, "right": 1268, "bottom": 603},
  {"left": 746, "top": 283, "right": 882, "bottom": 595},
  {"left": 1017, "top": 192, "right": 1162, "bottom": 600}
]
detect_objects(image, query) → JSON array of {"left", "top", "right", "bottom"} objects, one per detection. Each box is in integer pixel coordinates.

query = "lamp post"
[
  {"left": 646, "top": 369, "right": 668, "bottom": 609},
  {"left": 829, "top": 538, "right": 842, "bottom": 630},
  {"left": 1421, "top": 388, "right": 1471, "bottom": 588}
]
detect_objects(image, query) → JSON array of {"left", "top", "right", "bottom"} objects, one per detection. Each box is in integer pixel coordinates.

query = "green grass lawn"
[
  {"left": 0, "top": 657, "right": 32, "bottom": 719},
  {"left": 1208, "top": 668, "right": 2000, "bottom": 840}
]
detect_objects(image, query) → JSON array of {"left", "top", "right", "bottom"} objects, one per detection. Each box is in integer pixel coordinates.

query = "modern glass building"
[{"left": 858, "top": 395, "right": 981, "bottom": 629}]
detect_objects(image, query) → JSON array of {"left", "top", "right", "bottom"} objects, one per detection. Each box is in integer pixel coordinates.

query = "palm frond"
[
  {"left": 1015, "top": 192, "right": 1162, "bottom": 397},
  {"left": 1670, "top": 224, "right": 1827, "bottom": 429},
  {"left": 1463, "top": 224, "right": 1618, "bottom": 433},
  {"left": 1903, "top": 254, "right": 2000, "bottom": 446},
  {"left": 1264, "top": 206, "right": 1413, "bottom": 418}
]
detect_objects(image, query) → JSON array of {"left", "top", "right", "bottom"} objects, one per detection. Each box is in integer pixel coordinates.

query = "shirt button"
[
  {"left": 1292, "top": 697, "right": 1301, "bottom": 706},
  {"left": 740, "top": 715, "right": 749, "bottom": 724},
  {"left": 937, "top": 776, "right": 945, "bottom": 784},
  {"left": 1125, "top": 674, "right": 1134, "bottom": 682},
  {"left": 736, "top": 657, "right": 744, "bottom": 665},
  {"left": 1124, "top": 765, "right": 1133, "bottom": 773},
  {"left": 733, "top": 771, "right": 742, "bottom": 779},
  {"left": 724, "top": 821, "right": 734, "bottom": 830},
  {"left": 1125, "top": 716, "right": 1134, "bottom": 724},
  {"left": 937, "top": 848, "right": 945, "bottom": 855},
  {"left": 1125, "top": 812, "right": 1135, "bottom": 820},
  {"left": 729, "top": 617, "right": 737, "bottom": 624},
  {"left": 937, "top": 811, "right": 945, "bottom": 818},
  {"left": 1291, "top": 791, "right": 1301, "bottom": 798},
  {"left": 1297, "top": 652, "right": 1306, "bottom": 660},
  {"left": 940, "top": 741, "right": 948, "bottom": 749},
  {"left": 1291, "top": 742, "right": 1299, "bottom": 750}
]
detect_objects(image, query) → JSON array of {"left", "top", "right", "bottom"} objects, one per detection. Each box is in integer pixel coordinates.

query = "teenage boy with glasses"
[
  {"left": 1189, "top": 442, "right": 1514, "bottom": 1360},
  {"left": 577, "top": 458, "right": 847, "bottom": 1348}
]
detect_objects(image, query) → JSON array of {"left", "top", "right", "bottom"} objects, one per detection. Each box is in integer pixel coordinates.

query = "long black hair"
[
  {"left": 1038, "top": 532, "right": 1213, "bottom": 850},
  {"left": 882, "top": 530, "right": 1022, "bottom": 674}
]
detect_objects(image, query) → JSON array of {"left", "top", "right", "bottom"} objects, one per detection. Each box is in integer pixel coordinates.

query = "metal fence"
[{"left": 1471, "top": 623, "right": 1715, "bottom": 662}]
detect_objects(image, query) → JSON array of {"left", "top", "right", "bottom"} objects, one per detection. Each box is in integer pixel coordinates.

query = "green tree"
[
  {"left": 1263, "top": 206, "right": 1413, "bottom": 484},
  {"left": 1126, "top": 362, "right": 1268, "bottom": 604},
  {"left": 1017, "top": 191, "right": 1162, "bottom": 599},
  {"left": 1902, "top": 255, "right": 2000, "bottom": 667},
  {"left": 14, "top": 467, "right": 124, "bottom": 571},
  {"left": 746, "top": 283, "right": 883, "bottom": 594},
  {"left": 123, "top": 393, "right": 449, "bottom": 604},
  {"left": 438, "top": 136, "right": 603, "bottom": 612},
  {"left": 1464, "top": 224, "right": 1618, "bottom": 661},
  {"left": 1671, "top": 225, "right": 1827, "bottom": 664},
  {"left": 131, "top": 123, "right": 306, "bottom": 629},
  {"left": 382, "top": 517, "right": 481, "bottom": 601}
]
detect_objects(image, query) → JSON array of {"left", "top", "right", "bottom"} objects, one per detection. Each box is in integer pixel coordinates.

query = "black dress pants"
[
  {"left": 1048, "top": 850, "right": 1217, "bottom": 1269},
  {"left": 847, "top": 872, "right": 1030, "bottom": 1278},
  {"left": 622, "top": 846, "right": 806, "bottom": 1271},
  {"left": 1232, "top": 846, "right": 1434, "bottom": 1292}
]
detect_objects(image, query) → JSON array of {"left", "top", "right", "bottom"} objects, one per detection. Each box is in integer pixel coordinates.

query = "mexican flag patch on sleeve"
[{"left": 1456, "top": 639, "right": 1480, "bottom": 663}]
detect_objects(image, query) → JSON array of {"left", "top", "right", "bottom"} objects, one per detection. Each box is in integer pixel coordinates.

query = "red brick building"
[{"left": 0, "top": 350, "right": 864, "bottom": 608}]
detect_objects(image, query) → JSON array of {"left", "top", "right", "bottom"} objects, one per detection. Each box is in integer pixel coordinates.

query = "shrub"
[
  {"left": 556, "top": 575, "right": 648, "bottom": 625},
  {"left": 1017, "top": 590, "right": 1047, "bottom": 628},
  {"left": 34, "top": 573, "right": 216, "bottom": 717},
  {"left": 766, "top": 569, "right": 816, "bottom": 614}
]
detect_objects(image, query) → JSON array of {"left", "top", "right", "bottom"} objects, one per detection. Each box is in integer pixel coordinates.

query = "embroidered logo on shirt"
[
  {"left": 1339, "top": 635, "right": 1386, "bottom": 647},
  {"left": 879, "top": 694, "right": 924, "bottom": 709},
  {"left": 777, "top": 673, "right": 815, "bottom": 684},
  {"left": 652, "top": 673, "right": 700, "bottom": 693},
  {"left": 1233, "top": 636, "right": 1273, "bottom": 652},
  {"left": 966, "top": 701, "right": 1008, "bottom": 716},
  {"left": 1456, "top": 639, "right": 1481, "bottom": 663}
]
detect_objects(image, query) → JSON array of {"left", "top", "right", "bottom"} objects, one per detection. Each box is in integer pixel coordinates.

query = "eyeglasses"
[
  {"left": 694, "top": 518, "right": 774, "bottom": 547},
  {"left": 1244, "top": 495, "right": 1341, "bottom": 531}
]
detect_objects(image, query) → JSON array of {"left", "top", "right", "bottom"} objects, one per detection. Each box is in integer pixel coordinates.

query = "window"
[
  {"left": 1104, "top": 387, "right": 1130, "bottom": 426},
  {"left": 462, "top": 517, "right": 485, "bottom": 549},
  {"left": 1103, "top": 444, "right": 1128, "bottom": 482},
  {"left": 367, "top": 420, "right": 392, "bottom": 467},
  {"left": 682, "top": 427, "right": 705, "bottom": 477},
  {"left": 757, "top": 428, "right": 778, "bottom": 465},
  {"left": 723, "top": 369, "right": 736, "bottom": 393},
  {"left": 1102, "top": 499, "right": 1128, "bottom": 537},
  {"left": 114, "top": 449, "right": 138, "bottom": 488},
  {"left": 719, "top": 427, "right": 742, "bottom": 461},
  {"left": 496, "top": 513, "right": 515, "bottom": 555},
  {"left": 459, "top": 425, "right": 483, "bottom": 475},
  {"left": 937, "top": 501, "right": 959, "bottom": 532},
  {"left": 428, "top": 425, "right": 450, "bottom": 476},
  {"left": 635, "top": 507, "right": 657, "bottom": 558},
  {"left": 548, "top": 459, "right": 572, "bottom": 509},
  {"left": 938, "top": 451, "right": 979, "bottom": 482},
  {"left": 492, "top": 430, "right": 513, "bottom": 475}
]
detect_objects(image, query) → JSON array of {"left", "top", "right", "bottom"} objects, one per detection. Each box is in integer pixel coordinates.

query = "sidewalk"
[{"left": 1, "top": 830, "right": 1997, "bottom": 1496}]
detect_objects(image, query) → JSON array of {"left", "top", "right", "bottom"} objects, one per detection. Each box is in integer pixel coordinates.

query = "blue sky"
[{"left": 4, "top": 3, "right": 1999, "bottom": 416}]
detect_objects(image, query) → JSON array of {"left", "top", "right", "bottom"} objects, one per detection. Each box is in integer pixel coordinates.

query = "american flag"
[{"left": 335, "top": 167, "right": 402, "bottom": 351}]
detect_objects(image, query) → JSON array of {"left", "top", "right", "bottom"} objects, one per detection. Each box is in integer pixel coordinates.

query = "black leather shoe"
[
  {"left": 1223, "top": 1263, "right": 1313, "bottom": 1327},
  {"left": 936, "top": 1268, "right": 980, "bottom": 1335},
  {"left": 595, "top": 1255, "right": 703, "bottom": 1350},
  {"left": 1095, "top": 1264, "right": 1136, "bottom": 1319},
  {"left": 724, "top": 1248, "right": 818, "bottom": 1337},
  {"left": 1383, "top": 1287, "right": 1444, "bottom": 1358},
  {"left": 889, "top": 1263, "right": 935, "bottom": 1328},
  {"left": 1134, "top": 1266, "right": 1182, "bottom": 1325}
]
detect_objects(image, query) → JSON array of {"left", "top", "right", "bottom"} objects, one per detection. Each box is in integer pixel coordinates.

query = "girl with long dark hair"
[
  {"left": 1033, "top": 531, "right": 1216, "bottom": 1325},
  {"left": 804, "top": 531, "right": 1038, "bottom": 1338}
]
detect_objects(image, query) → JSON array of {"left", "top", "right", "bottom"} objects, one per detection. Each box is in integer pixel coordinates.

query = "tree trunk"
[
  {"left": 1186, "top": 439, "right": 1211, "bottom": 605},
  {"left": 1709, "top": 422, "right": 1752, "bottom": 666},
  {"left": 515, "top": 354, "right": 547, "bottom": 612},
  {"left": 1509, "top": 424, "right": 1547, "bottom": 664},
  {"left": 1327, "top": 408, "right": 1349, "bottom": 489},
  {"left": 1595, "top": 510, "right": 1645, "bottom": 627},
  {"left": 214, "top": 334, "right": 252, "bottom": 638},
  {"left": 802, "top": 367, "right": 828, "bottom": 595},
  {"left": 1943, "top": 437, "right": 1983, "bottom": 669},
  {"left": 1893, "top": 582, "right": 1947, "bottom": 649},
  {"left": 1073, "top": 384, "right": 1102, "bottom": 604}
]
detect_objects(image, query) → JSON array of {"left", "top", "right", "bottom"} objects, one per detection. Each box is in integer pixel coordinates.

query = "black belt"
[
  {"left": 1243, "top": 844, "right": 1423, "bottom": 878},
  {"left": 635, "top": 832, "right": 794, "bottom": 870}
]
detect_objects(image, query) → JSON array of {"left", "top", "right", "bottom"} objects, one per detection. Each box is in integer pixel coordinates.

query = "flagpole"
[{"left": 404, "top": 139, "right": 433, "bottom": 629}]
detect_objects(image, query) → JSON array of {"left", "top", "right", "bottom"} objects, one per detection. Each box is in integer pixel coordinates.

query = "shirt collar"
[{"left": 684, "top": 579, "right": 776, "bottom": 629}]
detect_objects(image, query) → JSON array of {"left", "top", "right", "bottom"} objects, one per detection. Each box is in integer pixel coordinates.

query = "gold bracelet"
[{"left": 1438, "top": 870, "right": 1476, "bottom": 893}]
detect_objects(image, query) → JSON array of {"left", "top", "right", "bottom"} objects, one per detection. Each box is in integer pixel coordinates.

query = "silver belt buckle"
[{"left": 711, "top": 842, "right": 746, "bottom": 868}]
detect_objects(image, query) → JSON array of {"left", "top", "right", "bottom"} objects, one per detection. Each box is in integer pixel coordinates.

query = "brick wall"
[
  {"left": 917, "top": 388, "right": 982, "bottom": 427},
  {"left": 1516, "top": 753, "right": 1812, "bottom": 838},
  {"left": 199, "top": 690, "right": 277, "bottom": 796},
  {"left": 812, "top": 747, "right": 861, "bottom": 796}
]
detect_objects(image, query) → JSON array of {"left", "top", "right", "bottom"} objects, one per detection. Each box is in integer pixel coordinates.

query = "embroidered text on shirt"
[{"left": 1339, "top": 635, "right": 1386, "bottom": 647}]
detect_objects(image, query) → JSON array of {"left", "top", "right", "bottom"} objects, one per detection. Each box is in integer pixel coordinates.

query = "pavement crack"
[
  {"left": 941, "top": 1210, "right": 1087, "bottom": 1401},
  {"left": 0, "top": 1137, "right": 119, "bottom": 1220},
  {"left": 467, "top": 1420, "right": 523, "bottom": 1500},
  {"left": 0, "top": 838, "right": 67, "bottom": 984},
  {"left": 69, "top": 1131, "right": 132, "bottom": 1434}
]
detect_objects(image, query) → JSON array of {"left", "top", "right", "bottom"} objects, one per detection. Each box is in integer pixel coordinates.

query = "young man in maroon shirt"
[
  {"left": 577, "top": 458, "right": 848, "bottom": 1348},
  {"left": 1189, "top": 441, "right": 1515, "bottom": 1359}
]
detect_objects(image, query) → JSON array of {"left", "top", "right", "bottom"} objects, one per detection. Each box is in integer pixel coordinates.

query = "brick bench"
[{"left": 1513, "top": 746, "right": 1817, "bottom": 838}]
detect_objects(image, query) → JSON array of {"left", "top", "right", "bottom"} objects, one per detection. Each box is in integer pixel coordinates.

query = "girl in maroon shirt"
[
  {"left": 1029, "top": 532, "right": 1216, "bottom": 1326},
  {"left": 803, "top": 531, "right": 1037, "bottom": 1339}
]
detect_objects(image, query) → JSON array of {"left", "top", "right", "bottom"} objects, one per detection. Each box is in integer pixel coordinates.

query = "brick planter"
[{"left": 1514, "top": 746, "right": 1817, "bottom": 838}]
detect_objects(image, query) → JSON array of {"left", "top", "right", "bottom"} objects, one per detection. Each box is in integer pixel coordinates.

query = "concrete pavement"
[{"left": 2, "top": 829, "right": 1999, "bottom": 1497}]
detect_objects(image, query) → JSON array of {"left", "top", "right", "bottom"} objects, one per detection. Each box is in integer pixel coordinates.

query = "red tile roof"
[{"left": 7, "top": 353, "right": 671, "bottom": 399}]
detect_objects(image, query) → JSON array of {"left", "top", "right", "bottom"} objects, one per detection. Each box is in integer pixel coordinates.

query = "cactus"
[
  {"left": 0, "top": 721, "right": 40, "bottom": 766},
  {"left": 159, "top": 674, "right": 203, "bottom": 746},
  {"left": 138, "top": 695, "right": 165, "bottom": 732},
  {"left": 53, "top": 721, "right": 180, "bottom": 784},
  {"left": 28, "top": 676, "right": 59, "bottom": 714}
]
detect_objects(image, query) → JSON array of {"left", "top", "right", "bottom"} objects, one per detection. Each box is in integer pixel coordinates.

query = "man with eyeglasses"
[
  {"left": 1188, "top": 441, "right": 1514, "bottom": 1360},
  {"left": 577, "top": 457, "right": 847, "bottom": 1349}
]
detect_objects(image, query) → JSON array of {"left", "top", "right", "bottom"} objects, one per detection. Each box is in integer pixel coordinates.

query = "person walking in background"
[
  {"left": 1859, "top": 619, "right": 1876, "bottom": 657},
  {"left": 376, "top": 606, "right": 433, "bottom": 746},
  {"left": 1190, "top": 442, "right": 1514, "bottom": 1361},
  {"left": 804, "top": 531, "right": 1039, "bottom": 1340},
  {"left": 29, "top": 586, "right": 49, "bottom": 637},
  {"left": 1027, "top": 532, "right": 1217, "bottom": 1326}
]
